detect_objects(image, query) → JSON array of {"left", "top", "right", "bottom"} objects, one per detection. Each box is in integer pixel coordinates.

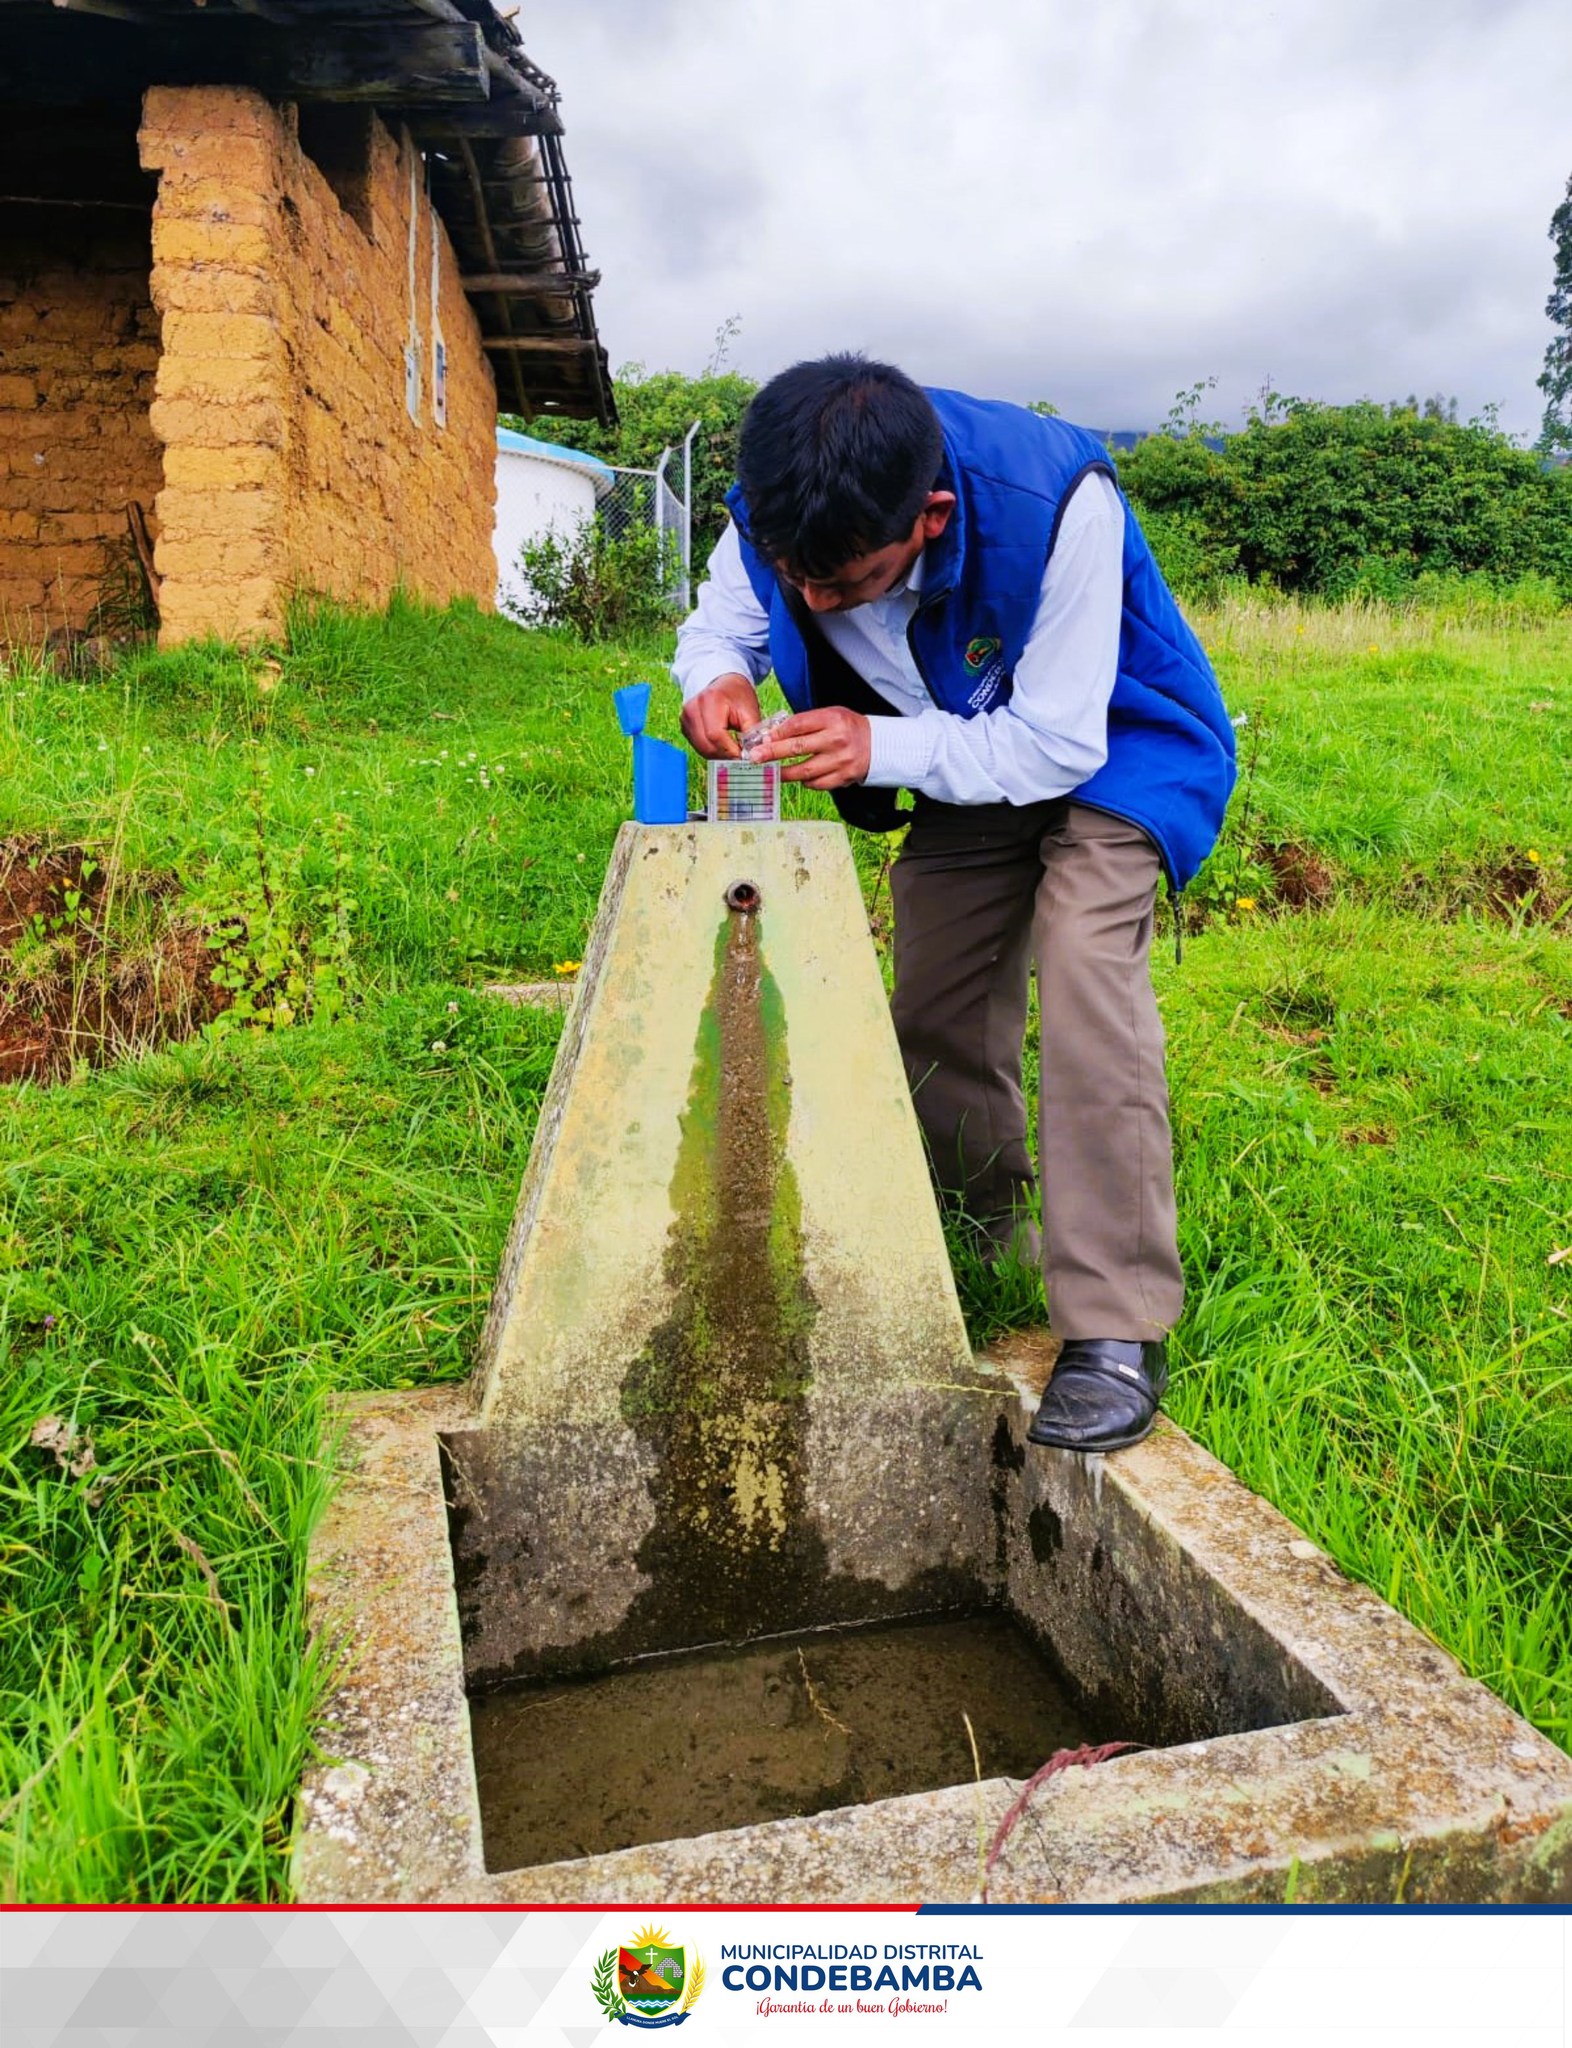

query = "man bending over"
[{"left": 675, "top": 355, "right": 1235, "bottom": 1454}]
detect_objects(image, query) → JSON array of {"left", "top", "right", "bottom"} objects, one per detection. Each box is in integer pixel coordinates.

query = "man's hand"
[
  {"left": 753, "top": 707, "right": 872, "bottom": 790},
  {"left": 681, "top": 674, "right": 762, "bottom": 759}
]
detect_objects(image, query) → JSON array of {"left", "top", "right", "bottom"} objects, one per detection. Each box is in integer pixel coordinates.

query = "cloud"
[{"left": 533, "top": 0, "right": 1571, "bottom": 436}]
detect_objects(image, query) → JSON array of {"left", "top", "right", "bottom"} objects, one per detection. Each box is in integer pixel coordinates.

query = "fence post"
[{"left": 681, "top": 418, "right": 700, "bottom": 613}]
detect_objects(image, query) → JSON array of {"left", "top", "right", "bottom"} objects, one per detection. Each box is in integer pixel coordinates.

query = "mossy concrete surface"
[
  {"left": 294, "top": 1376, "right": 1572, "bottom": 1904},
  {"left": 473, "top": 822, "right": 976, "bottom": 1433}
]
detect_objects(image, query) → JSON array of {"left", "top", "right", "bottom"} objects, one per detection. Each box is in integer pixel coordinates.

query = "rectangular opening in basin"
[
  {"left": 469, "top": 1609, "right": 1104, "bottom": 1872},
  {"left": 441, "top": 1403, "right": 1347, "bottom": 1875}
]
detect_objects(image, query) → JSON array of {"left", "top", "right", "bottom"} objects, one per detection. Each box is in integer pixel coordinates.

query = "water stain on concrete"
[{"left": 617, "top": 901, "right": 823, "bottom": 1645}]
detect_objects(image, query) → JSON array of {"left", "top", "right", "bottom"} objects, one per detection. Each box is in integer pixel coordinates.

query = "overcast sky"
[{"left": 529, "top": 0, "right": 1570, "bottom": 441}]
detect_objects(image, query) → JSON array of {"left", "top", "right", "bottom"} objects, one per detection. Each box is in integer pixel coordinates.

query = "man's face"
[{"left": 778, "top": 492, "right": 955, "bottom": 614}]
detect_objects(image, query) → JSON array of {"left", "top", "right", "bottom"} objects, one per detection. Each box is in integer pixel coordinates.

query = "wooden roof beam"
[
  {"left": 407, "top": 102, "right": 562, "bottom": 139},
  {"left": 270, "top": 24, "right": 491, "bottom": 104},
  {"left": 461, "top": 268, "right": 598, "bottom": 293},
  {"left": 481, "top": 335, "right": 602, "bottom": 354},
  {"left": 8, "top": 19, "right": 493, "bottom": 105}
]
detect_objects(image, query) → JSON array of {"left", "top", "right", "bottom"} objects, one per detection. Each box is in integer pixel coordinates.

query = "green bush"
[
  {"left": 1118, "top": 399, "right": 1572, "bottom": 604},
  {"left": 506, "top": 516, "right": 674, "bottom": 644}
]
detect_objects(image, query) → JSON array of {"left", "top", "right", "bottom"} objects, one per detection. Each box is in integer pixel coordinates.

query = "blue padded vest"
[{"left": 725, "top": 387, "right": 1236, "bottom": 891}]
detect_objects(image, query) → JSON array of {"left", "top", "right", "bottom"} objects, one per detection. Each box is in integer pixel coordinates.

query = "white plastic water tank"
[{"left": 493, "top": 427, "right": 616, "bottom": 615}]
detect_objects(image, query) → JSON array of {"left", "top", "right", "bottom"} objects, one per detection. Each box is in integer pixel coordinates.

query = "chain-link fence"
[{"left": 595, "top": 420, "right": 699, "bottom": 612}]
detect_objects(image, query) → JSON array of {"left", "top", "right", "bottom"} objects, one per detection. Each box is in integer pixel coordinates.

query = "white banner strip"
[{"left": 0, "top": 1907, "right": 1566, "bottom": 2045}]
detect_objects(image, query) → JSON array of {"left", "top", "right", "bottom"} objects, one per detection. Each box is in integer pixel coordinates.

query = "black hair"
[{"left": 735, "top": 353, "right": 944, "bottom": 580}]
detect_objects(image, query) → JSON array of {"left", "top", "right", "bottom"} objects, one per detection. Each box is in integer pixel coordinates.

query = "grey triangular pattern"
[
  {"left": 265, "top": 1918, "right": 357, "bottom": 1970},
  {"left": 146, "top": 1962, "right": 256, "bottom": 2032},
  {"left": 380, "top": 1965, "right": 476, "bottom": 2031},
  {"left": 213, "top": 1964, "right": 335, "bottom": 2030},
  {"left": 140, "top": 1914, "right": 269, "bottom": 1970},
  {"left": 59, "top": 1964, "right": 172, "bottom": 2028},
  {"left": 412, "top": 1913, "right": 527, "bottom": 1969},
  {"left": 182, "top": 2021, "right": 287, "bottom": 2048},
  {"left": 415, "top": 1962, "right": 544, "bottom": 2038},
  {"left": 188, "top": 1915, "right": 286, "bottom": 1973},
  {"left": 521, "top": 1965, "right": 574, "bottom": 2000},
  {"left": 33, "top": 1913, "right": 168, "bottom": 1969},
  {"left": 0, "top": 1964, "right": 85, "bottom": 2038},
  {"left": 279, "top": 2032, "right": 380, "bottom": 2048},
  {"left": 333, "top": 1917, "right": 448, "bottom": 1986},
  {"left": 289, "top": 1955, "right": 420, "bottom": 2041},
  {"left": 0, "top": 1912, "right": 61, "bottom": 1969},
  {"left": 504, "top": 1919, "right": 606, "bottom": 1968}
]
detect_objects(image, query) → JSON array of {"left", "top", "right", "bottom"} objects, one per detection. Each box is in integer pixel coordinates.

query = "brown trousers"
[{"left": 890, "top": 798, "right": 1183, "bottom": 1341}]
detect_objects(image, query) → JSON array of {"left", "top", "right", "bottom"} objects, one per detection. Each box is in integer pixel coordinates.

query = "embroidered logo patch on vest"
[{"left": 963, "top": 635, "right": 1002, "bottom": 674}]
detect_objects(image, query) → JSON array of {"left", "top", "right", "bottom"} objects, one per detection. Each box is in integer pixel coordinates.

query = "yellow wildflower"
[
  {"left": 553, "top": 959, "right": 581, "bottom": 976},
  {"left": 1236, "top": 897, "right": 1258, "bottom": 911}
]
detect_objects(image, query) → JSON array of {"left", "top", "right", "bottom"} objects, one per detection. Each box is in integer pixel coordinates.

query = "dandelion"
[
  {"left": 1527, "top": 849, "right": 1541, "bottom": 864},
  {"left": 1367, "top": 644, "right": 1380, "bottom": 654},
  {"left": 553, "top": 959, "right": 581, "bottom": 976},
  {"left": 1236, "top": 897, "right": 1258, "bottom": 911}
]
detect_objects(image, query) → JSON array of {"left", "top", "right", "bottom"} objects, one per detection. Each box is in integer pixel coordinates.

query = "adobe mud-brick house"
[{"left": 0, "top": 0, "right": 611, "bottom": 647}]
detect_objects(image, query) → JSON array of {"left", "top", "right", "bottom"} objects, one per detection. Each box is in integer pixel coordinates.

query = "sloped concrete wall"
[{"left": 477, "top": 822, "right": 976, "bottom": 1427}]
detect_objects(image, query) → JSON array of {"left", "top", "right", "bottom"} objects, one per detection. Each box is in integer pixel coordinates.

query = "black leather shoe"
[{"left": 1027, "top": 1339, "right": 1168, "bottom": 1453}]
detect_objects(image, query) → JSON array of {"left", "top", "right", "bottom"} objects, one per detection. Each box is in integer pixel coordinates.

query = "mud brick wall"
[
  {"left": 139, "top": 86, "right": 496, "bottom": 647},
  {"left": 0, "top": 212, "right": 162, "bottom": 637}
]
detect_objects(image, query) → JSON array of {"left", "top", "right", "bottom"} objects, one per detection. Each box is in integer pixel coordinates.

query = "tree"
[
  {"left": 1537, "top": 173, "right": 1572, "bottom": 455},
  {"left": 508, "top": 362, "right": 757, "bottom": 567}
]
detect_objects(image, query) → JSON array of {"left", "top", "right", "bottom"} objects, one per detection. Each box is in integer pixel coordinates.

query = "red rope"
[{"left": 981, "top": 1741, "right": 1139, "bottom": 1900}]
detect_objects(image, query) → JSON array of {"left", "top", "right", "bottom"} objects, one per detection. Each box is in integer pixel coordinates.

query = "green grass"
[
  {"left": 0, "top": 592, "right": 1568, "bottom": 1898},
  {"left": 1161, "top": 903, "right": 1572, "bottom": 1745},
  {"left": 1193, "top": 592, "right": 1570, "bottom": 914}
]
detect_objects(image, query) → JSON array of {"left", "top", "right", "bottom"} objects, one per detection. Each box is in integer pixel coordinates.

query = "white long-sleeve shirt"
[{"left": 672, "top": 470, "right": 1124, "bottom": 806}]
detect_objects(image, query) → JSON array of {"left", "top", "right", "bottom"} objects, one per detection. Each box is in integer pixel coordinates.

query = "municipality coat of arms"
[{"left": 592, "top": 1926, "right": 705, "bottom": 2028}]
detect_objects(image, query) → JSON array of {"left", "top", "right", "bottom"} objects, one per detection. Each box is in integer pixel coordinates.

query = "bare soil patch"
[
  {"left": 1255, "top": 839, "right": 1338, "bottom": 908},
  {"left": 0, "top": 837, "right": 230, "bottom": 1084},
  {"left": 1396, "top": 850, "right": 1569, "bottom": 926}
]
